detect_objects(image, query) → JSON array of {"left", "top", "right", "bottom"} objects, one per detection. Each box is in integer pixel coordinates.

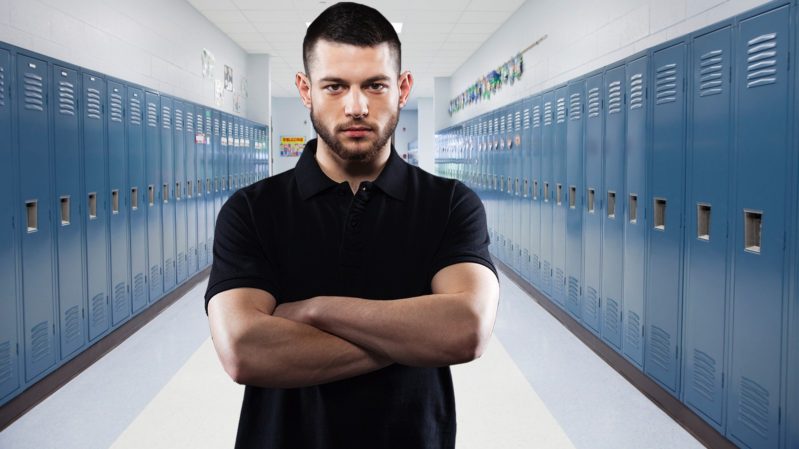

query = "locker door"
[
  {"left": 173, "top": 100, "right": 187, "bottom": 284},
  {"left": 18, "top": 53, "right": 56, "bottom": 380},
  {"left": 529, "top": 97, "right": 542, "bottom": 285},
  {"left": 602, "top": 66, "right": 626, "bottom": 350},
  {"left": 520, "top": 102, "right": 532, "bottom": 282},
  {"left": 52, "top": 65, "right": 85, "bottom": 357},
  {"left": 646, "top": 42, "right": 687, "bottom": 395},
  {"left": 552, "top": 86, "right": 569, "bottom": 307},
  {"left": 209, "top": 111, "right": 218, "bottom": 251},
  {"left": 0, "top": 46, "right": 21, "bottom": 400},
  {"left": 727, "top": 6, "right": 790, "bottom": 448},
  {"left": 107, "top": 81, "right": 130, "bottom": 326},
  {"left": 540, "top": 91, "right": 555, "bottom": 296},
  {"left": 185, "top": 103, "right": 197, "bottom": 276},
  {"left": 144, "top": 91, "right": 162, "bottom": 300},
  {"left": 160, "top": 96, "right": 176, "bottom": 292},
  {"left": 583, "top": 73, "right": 604, "bottom": 334},
  {"left": 512, "top": 103, "right": 523, "bottom": 271},
  {"left": 683, "top": 25, "right": 732, "bottom": 428},
  {"left": 127, "top": 87, "right": 147, "bottom": 312},
  {"left": 497, "top": 110, "right": 508, "bottom": 263},
  {"left": 82, "top": 72, "right": 110, "bottom": 341},
  {"left": 566, "top": 80, "right": 585, "bottom": 319},
  {"left": 486, "top": 114, "right": 495, "bottom": 255},
  {"left": 195, "top": 110, "right": 207, "bottom": 267},
  {"left": 623, "top": 56, "right": 648, "bottom": 368}
]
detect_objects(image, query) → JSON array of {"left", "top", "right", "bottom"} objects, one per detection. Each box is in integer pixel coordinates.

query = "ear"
[
  {"left": 295, "top": 72, "right": 312, "bottom": 109},
  {"left": 397, "top": 71, "right": 414, "bottom": 109}
]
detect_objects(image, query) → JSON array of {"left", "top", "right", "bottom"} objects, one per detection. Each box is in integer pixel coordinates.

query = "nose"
[{"left": 344, "top": 88, "right": 368, "bottom": 118}]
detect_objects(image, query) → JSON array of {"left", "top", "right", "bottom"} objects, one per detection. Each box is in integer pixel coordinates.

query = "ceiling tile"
[
  {"left": 241, "top": 9, "right": 301, "bottom": 22},
  {"left": 465, "top": 0, "right": 525, "bottom": 12},
  {"left": 446, "top": 32, "right": 492, "bottom": 43},
  {"left": 449, "top": 21, "right": 502, "bottom": 35},
  {"left": 457, "top": 10, "right": 514, "bottom": 23},
  {"left": 205, "top": 9, "right": 248, "bottom": 22},
  {"left": 214, "top": 21, "right": 257, "bottom": 33}
]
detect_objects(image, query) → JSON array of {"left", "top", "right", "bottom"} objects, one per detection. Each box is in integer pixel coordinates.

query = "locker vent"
[
  {"left": 567, "top": 276, "right": 580, "bottom": 310},
  {"left": 175, "top": 109, "right": 183, "bottom": 131},
  {"left": 165, "top": 258, "right": 175, "bottom": 283},
  {"left": 532, "top": 105, "right": 541, "bottom": 128},
  {"left": 556, "top": 98, "right": 566, "bottom": 123},
  {"left": 150, "top": 265, "right": 161, "bottom": 292},
  {"left": 114, "top": 282, "right": 127, "bottom": 316},
  {"left": 541, "top": 261, "right": 552, "bottom": 290},
  {"left": 177, "top": 252, "right": 185, "bottom": 275},
  {"left": 161, "top": 106, "right": 171, "bottom": 129},
  {"left": 23, "top": 73, "right": 45, "bottom": 112},
  {"left": 515, "top": 111, "right": 521, "bottom": 131},
  {"left": 747, "top": 33, "right": 778, "bottom": 88},
  {"left": 585, "top": 286, "right": 599, "bottom": 320},
  {"left": 738, "top": 376, "right": 770, "bottom": 437},
  {"left": 186, "top": 111, "right": 194, "bottom": 133},
  {"left": 0, "top": 66, "right": 5, "bottom": 106},
  {"left": 110, "top": 93, "right": 123, "bottom": 123},
  {"left": 147, "top": 103, "right": 157, "bottom": 128},
  {"left": 543, "top": 102, "right": 553, "bottom": 126},
  {"left": 86, "top": 87, "right": 102, "bottom": 119},
  {"left": 655, "top": 63, "right": 678, "bottom": 105},
  {"left": 133, "top": 273, "right": 145, "bottom": 301},
  {"left": 604, "top": 297, "right": 620, "bottom": 336},
  {"left": 649, "top": 325, "right": 671, "bottom": 371},
  {"left": 607, "top": 81, "right": 622, "bottom": 114},
  {"left": 58, "top": 81, "right": 76, "bottom": 116},
  {"left": 629, "top": 73, "right": 644, "bottom": 109},
  {"left": 626, "top": 311, "right": 641, "bottom": 352},
  {"left": 699, "top": 49, "right": 724, "bottom": 97},
  {"left": 500, "top": 116, "right": 505, "bottom": 134},
  {"left": 531, "top": 255, "right": 539, "bottom": 276},
  {"left": 196, "top": 114, "right": 203, "bottom": 133},
  {"left": 30, "top": 320, "right": 51, "bottom": 363},
  {"left": 692, "top": 349, "right": 716, "bottom": 402},
  {"left": 587, "top": 88, "right": 600, "bottom": 117},
  {"left": 0, "top": 340, "right": 11, "bottom": 383},
  {"left": 187, "top": 247, "right": 195, "bottom": 272},
  {"left": 91, "top": 293, "right": 106, "bottom": 328},
  {"left": 129, "top": 97, "right": 142, "bottom": 126},
  {"left": 554, "top": 268, "right": 565, "bottom": 297},
  {"left": 569, "top": 93, "right": 582, "bottom": 121},
  {"left": 64, "top": 305, "right": 81, "bottom": 345},
  {"left": 212, "top": 118, "right": 217, "bottom": 135}
]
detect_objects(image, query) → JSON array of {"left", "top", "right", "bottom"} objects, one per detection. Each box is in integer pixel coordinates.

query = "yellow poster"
[{"left": 280, "top": 136, "right": 306, "bottom": 157}]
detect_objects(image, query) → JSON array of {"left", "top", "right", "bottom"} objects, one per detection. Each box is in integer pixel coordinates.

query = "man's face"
[{"left": 298, "top": 40, "right": 410, "bottom": 163}]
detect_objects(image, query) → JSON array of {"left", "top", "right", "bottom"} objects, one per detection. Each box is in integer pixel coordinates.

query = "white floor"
[{"left": 0, "top": 271, "right": 704, "bottom": 449}]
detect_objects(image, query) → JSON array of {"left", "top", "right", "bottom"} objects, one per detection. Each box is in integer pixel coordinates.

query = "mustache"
[{"left": 335, "top": 120, "right": 377, "bottom": 132}]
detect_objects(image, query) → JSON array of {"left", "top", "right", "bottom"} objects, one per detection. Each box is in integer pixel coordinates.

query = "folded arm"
[{"left": 274, "top": 262, "right": 500, "bottom": 367}]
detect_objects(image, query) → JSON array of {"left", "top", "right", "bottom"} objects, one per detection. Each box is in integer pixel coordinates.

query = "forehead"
[{"left": 307, "top": 40, "right": 396, "bottom": 80}]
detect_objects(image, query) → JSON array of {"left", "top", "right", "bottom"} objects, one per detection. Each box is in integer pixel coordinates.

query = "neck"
[{"left": 315, "top": 139, "right": 391, "bottom": 193}]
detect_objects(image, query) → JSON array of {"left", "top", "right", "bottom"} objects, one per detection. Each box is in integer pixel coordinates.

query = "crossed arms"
[{"left": 207, "top": 262, "right": 499, "bottom": 389}]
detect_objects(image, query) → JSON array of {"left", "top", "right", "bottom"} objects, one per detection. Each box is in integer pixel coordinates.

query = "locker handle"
[
  {"left": 131, "top": 187, "right": 139, "bottom": 210},
  {"left": 163, "top": 183, "right": 169, "bottom": 203},
  {"left": 88, "top": 193, "right": 97, "bottom": 220},
  {"left": 629, "top": 194, "right": 638, "bottom": 224},
  {"left": 587, "top": 188, "right": 595, "bottom": 213},
  {"left": 148, "top": 185, "right": 155, "bottom": 206},
  {"left": 744, "top": 210, "right": 762, "bottom": 254},
  {"left": 556, "top": 184, "right": 563, "bottom": 206},
  {"left": 654, "top": 198, "right": 666, "bottom": 230},
  {"left": 111, "top": 190, "right": 119, "bottom": 214},
  {"left": 607, "top": 191, "right": 616, "bottom": 219},
  {"left": 26, "top": 200, "right": 38, "bottom": 233},
  {"left": 569, "top": 186, "right": 576, "bottom": 209},
  {"left": 543, "top": 182, "right": 549, "bottom": 203},
  {"left": 60, "top": 196, "right": 70, "bottom": 226},
  {"left": 697, "top": 203, "right": 711, "bottom": 241}
]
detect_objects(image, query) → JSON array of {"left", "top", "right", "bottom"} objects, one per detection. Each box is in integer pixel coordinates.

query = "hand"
[{"left": 273, "top": 298, "right": 317, "bottom": 324}]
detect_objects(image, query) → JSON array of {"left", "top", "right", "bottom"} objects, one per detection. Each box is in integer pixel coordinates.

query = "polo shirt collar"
[{"left": 295, "top": 138, "right": 408, "bottom": 201}]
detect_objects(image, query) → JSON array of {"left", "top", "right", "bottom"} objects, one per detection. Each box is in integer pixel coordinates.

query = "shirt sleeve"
[
  {"left": 204, "top": 190, "right": 280, "bottom": 313},
  {"left": 428, "top": 181, "right": 498, "bottom": 282}
]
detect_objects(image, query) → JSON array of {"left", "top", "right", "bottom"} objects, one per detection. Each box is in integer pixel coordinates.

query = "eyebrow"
[{"left": 317, "top": 75, "right": 392, "bottom": 84}]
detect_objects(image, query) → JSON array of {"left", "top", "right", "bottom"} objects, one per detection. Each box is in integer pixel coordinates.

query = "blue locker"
[
  {"left": 540, "top": 91, "right": 555, "bottom": 296},
  {"left": 18, "top": 53, "right": 57, "bottom": 380},
  {"left": 565, "top": 79, "right": 585, "bottom": 319},
  {"left": 601, "top": 66, "right": 626, "bottom": 350},
  {"left": 209, "top": 110, "right": 218, "bottom": 255},
  {"left": 506, "top": 107, "right": 515, "bottom": 267},
  {"left": 512, "top": 102, "right": 523, "bottom": 272},
  {"left": 520, "top": 101, "right": 532, "bottom": 283},
  {"left": 107, "top": 80, "right": 130, "bottom": 326},
  {"left": 0, "top": 46, "right": 21, "bottom": 401},
  {"left": 491, "top": 113, "right": 499, "bottom": 256},
  {"left": 185, "top": 103, "right": 198, "bottom": 276},
  {"left": 82, "top": 72, "right": 110, "bottom": 341},
  {"left": 174, "top": 100, "right": 187, "bottom": 284},
  {"left": 583, "top": 72, "right": 604, "bottom": 334},
  {"left": 529, "top": 96, "right": 542, "bottom": 285},
  {"left": 161, "top": 96, "right": 176, "bottom": 292},
  {"left": 623, "top": 55, "right": 648, "bottom": 368},
  {"left": 497, "top": 109, "right": 508, "bottom": 263},
  {"left": 682, "top": 25, "right": 732, "bottom": 429},
  {"left": 727, "top": 6, "right": 790, "bottom": 448},
  {"left": 51, "top": 64, "right": 86, "bottom": 358},
  {"left": 126, "top": 87, "right": 147, "bottom": 312},
  {"left": 144, "top": 91, "right": 162, "bottom": 300},
  {"left": 195, "top": 110, "right": 207, "bottom": 268},
  {"left": 484, "top": 114, "right": 494, "bottom": 254},
  {"left": 646, "top": 41, "right": 687, "bottom": 395},
  {"left": 552, "top": 86, "right": 568, "bottom": 307}
]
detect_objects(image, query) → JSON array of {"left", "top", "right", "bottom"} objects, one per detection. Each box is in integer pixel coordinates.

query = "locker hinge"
[
  {"left": 721, "top": 372, "right": 724, "bottom": 388},
  {"left": 52, "top": 323, "right": 55, "bottom": 335},
  {"left": 675, "top": 345, "right": 679, "bottom": 360},
  {"left": 778, "top": 407, "right": 781, "bottom": 424},
  {"left": 16, "top": 342, "right": 19, "bottom": 355},
  {"left": 106, "top": 295, "right": 109, "bottom": 304}
]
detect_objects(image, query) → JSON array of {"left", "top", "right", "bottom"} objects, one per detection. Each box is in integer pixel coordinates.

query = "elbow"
[{"left": 451, "top": 312, "right": 493, "bottom": 364}]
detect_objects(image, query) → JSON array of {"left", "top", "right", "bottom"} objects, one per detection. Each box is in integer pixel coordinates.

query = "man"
[{"left": 205, "top": 3, "right": 499, "bottom": 448}]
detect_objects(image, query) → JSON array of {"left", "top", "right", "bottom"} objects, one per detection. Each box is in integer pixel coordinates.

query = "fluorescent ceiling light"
[{"left": 305, "top": 22, "right": 403, "bottom": 34}]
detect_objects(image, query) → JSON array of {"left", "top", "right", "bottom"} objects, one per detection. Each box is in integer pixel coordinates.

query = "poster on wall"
[
  {"left": 280, "top": 136, "right": 306, "bottom": 157},
  {"left": 214, "top": 80, "right": 224, "bottom": 106},
  {"left": 224, "top": 65, "right": 234, "bottom": 91},
  {"left": 201, "top": 48, "right": 215, "bottom": 78}
]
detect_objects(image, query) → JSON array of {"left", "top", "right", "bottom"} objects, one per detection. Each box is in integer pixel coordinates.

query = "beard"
[{"left": 310, "top": 107, "right": 399, "bottom": 163}]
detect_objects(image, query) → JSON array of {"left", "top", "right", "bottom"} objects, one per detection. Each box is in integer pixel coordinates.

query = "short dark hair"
[{"left": 303, "top": 2, "right": 401, "bottom": 78}]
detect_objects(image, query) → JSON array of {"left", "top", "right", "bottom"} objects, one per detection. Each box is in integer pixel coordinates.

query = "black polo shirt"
[{"left": 205, "top": 138, "right": 496, "bottom": 449}]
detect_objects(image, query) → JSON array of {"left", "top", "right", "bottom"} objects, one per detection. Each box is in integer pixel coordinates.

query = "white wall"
[
  {"left": 0, "top": 0, "right": 262, "bottom": 119},
  {"left": 441, "top": 0, "right": 772, "bottom": 128},
  {"left": 394, "top": 109, "right": 418, "bottom": 160},
  {"left": 271, "top": 97, "right": 315, "bottom": 175}
]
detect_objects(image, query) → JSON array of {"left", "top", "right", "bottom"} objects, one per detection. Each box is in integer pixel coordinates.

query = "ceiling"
[{"left": 186, "top": 0, "right": 526, "bottom": 103}]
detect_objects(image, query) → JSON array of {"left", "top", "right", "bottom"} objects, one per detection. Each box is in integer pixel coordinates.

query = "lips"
[{"left": 341, "top": 126, "right": 373, "bottom": 137}]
